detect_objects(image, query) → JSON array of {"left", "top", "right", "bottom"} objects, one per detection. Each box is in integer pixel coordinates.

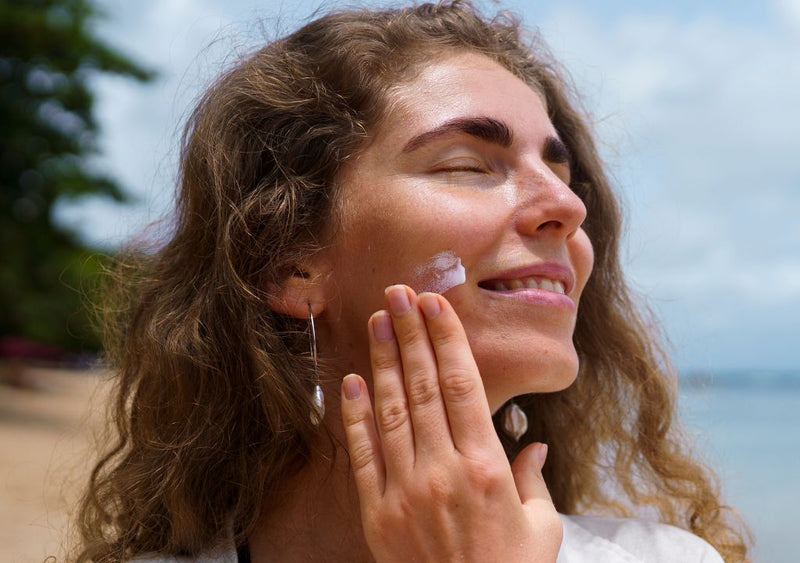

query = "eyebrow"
[
  {"left": 401, "top": 117, "right": 513, "bottom": 153},
  {"left": 400, "top": 116, "right": 573, "bottom": 169}
]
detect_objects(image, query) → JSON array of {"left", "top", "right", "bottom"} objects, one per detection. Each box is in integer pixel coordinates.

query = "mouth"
[
  {"left": 478, "top": 276, "right": 566, "bottom": 295},
  {"left": 477, "top": 262, "right": 575, "bottom": 297}
]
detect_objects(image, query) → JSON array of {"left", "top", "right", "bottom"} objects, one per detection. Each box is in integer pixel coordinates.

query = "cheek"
[
  {"left": 335, "top": 190, "right": 481, "bottom": 289},
  {"left": 408, "top": 251, "right": 466, "bottom": 294},
  {"left": 571, "top": 229, "right": 594, "bottom": 294},
  {"left": 325, "top": 204, "right": 444, "bottom": 318}
]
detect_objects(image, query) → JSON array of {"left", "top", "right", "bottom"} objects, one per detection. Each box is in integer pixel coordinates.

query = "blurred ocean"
[{"left": 679, "top": 370, "right": 800, "bottom": 563}]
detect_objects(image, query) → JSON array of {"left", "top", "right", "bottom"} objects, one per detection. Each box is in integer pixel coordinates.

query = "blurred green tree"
[{"left": 0, "top": 0, "right": 154, "bottom": 353}]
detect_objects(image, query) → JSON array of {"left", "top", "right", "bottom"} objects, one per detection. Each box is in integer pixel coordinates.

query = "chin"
[{"left": 483, "top": 345, "right": 580, "bottom": 414}]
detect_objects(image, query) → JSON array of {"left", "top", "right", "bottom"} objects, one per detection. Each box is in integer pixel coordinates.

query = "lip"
[{"left": 478, "top": 262, "right": 576, "bottom": 296}]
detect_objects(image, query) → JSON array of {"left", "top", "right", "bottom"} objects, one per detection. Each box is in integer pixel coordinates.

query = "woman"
[{"left": 76, "top": 1, "right": 750, "bottom": 561}]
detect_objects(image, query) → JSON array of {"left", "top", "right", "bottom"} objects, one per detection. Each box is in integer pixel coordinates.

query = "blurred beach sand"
[{"left": 0, "top": 366, "right": 110, "bottom": 562}]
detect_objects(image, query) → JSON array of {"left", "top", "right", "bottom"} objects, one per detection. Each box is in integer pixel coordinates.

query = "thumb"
[{"left": 511, "top": 442, "right": 554, "bottom": 505}]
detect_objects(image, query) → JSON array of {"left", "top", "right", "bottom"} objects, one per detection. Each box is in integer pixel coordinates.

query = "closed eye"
[
  {"left": 436, "top": 165, "right": 487, "bottom": 174},
  {"left": 542, "top": 136, "right": 573, "bottom": 185},
  {"left": 542, "top": 136, "right": 572, "bottom": 166},
  {"left": 430, "top": 155, "right": 492, "bottom": 174}
]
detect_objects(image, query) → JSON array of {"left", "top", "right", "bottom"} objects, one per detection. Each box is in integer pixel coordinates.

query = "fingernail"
[
  {"left": 538, "top": 443, "right": 549, "bottom": 468},
  {"left": 419, "top": 293, "right": 441, "bottom": 318},
  {"left": 342, "top": 374, "right": 362, "bottom": 400},
  {"left": 386, "top": 285, "right": 411, "bottom": 315},
  {"left": 371, "top": 311, "right": 395, "bottom": 342}
]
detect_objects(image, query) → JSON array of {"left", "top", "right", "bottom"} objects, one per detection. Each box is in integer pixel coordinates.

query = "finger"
[
  {"left": 341, "top": 373, "right": 386, "bottom": 501},
  {"left": 513, "top": 443, "right": 563, "bottom": 561},
  {"left": 368, "top": 309, "right": 415, "bottom": 474},
  {"left": 384, "top": 285, "right": 451, "bottom": 456},
  {"left": 418, "top": 292, "right": 499, "bottom": 452},
  {"left": 511, "top": 442, "right": 554, "bottom": 506}
]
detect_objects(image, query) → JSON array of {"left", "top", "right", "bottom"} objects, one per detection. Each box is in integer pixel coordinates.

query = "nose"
[{"left": 511, "top": 166, "right": 587, "bottom": 240}]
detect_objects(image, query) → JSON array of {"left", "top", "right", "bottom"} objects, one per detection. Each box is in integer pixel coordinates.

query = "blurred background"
[{"left": 1, "top": 0, "right": 797, "bottom": 561}]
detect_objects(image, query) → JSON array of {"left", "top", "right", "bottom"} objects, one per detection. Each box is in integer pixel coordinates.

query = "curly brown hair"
[{"left": 74, "top": 1, "right": 751, "bottom": 561}]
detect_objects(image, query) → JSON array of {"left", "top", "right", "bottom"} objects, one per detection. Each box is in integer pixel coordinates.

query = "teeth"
[{"left": 487, "top": 276, "right": 566, "bottom": 294}]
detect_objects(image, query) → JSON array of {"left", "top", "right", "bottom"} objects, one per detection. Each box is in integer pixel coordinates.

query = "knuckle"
[
  {"left": 440, "top": 368, "right": 477, "bottom": 401},
  {"left": 347, "top": 440, "right": 377, "bottom": 473},
  {"left": 406, "top": 373, "right": 441, "bottom": 406},
  {"left": 371, "top": 352, "right": 398, "bottom": 373},
  {"left": 430, "top": 326, "right": 463, "bottom": 348},
  {"left": 342, "top": 405, "right": 370, "bottom": 428},
  {"left": 367, "top": 501, "right": 411, "bottom": 543},
  {"left": 422, "top": 470, "right": 457, "bottom": 506},
  {"left": 465, "top": 458, "right": 506, "bottom": 491},
  {"left": 396, "top": 325, "right": 430, "bottom": 349},
  {"left": 376, "top": 400, "right": 410, "bottom": 432}
]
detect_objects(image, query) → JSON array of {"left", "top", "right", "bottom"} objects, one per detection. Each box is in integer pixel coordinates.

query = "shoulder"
[{"left": 557, "top": 513, "right": 724, "bottom": 563}]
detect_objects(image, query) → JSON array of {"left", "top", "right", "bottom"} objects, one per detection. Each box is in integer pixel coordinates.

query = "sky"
[{"left": 55, "top": 0, "right": 800, "bottom": 373}]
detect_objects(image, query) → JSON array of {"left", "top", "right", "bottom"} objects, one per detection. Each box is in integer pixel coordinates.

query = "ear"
[{"left": 267, "top": 265, "right": 329, "bottom": 320}]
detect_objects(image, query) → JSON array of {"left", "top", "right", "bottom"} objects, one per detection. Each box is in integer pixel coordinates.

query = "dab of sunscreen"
[{"left": 412, "top": 251, "right": 466, "bottom": 295}]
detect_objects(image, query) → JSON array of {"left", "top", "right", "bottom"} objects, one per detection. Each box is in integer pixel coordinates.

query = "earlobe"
[{"left": 267, "top": 267, "right": 328, "bottom": 319}]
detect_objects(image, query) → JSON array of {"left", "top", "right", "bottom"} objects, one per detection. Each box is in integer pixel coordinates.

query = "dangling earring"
[
  {"left": 308, "top": 303, "right": 325, "bottom": 425},
  {"left": 501, "top": 400, "right": 528, "bottom": 442}
]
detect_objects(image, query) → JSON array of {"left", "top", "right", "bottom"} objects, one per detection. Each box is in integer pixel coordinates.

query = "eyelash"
[
  {"left": 436, "top": 165, "right": 486, "bottom": 174},
  {"left": 432, "top": 158, "right": 571, "bottom": 186},
  {"left": 432, "top": 158, "right": 489, "bottom": 175}
]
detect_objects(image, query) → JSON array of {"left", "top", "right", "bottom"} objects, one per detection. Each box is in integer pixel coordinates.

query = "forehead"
[{"left": 373, "top": 52, "right": 551, "bottom": 147}]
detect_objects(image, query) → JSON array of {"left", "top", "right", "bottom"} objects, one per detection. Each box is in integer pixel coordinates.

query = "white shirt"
[
  {"left": 134, "top": 514, "right": 724, "bottom": 562},
  {"left": 557, "top": 514, "right": 724, "bottom": 562}
]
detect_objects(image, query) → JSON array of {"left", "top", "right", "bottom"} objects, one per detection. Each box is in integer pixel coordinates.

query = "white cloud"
[{"left": 535, "top": 3, "right": 800, "bottom": 368}]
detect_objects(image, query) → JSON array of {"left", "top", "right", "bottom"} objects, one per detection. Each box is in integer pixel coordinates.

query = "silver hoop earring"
[
  {"left": 308, "top": 304, "right": 325, "bottom": 425},
  {"left": 501, "top": 400, "right": 528, "bottom": 442}
]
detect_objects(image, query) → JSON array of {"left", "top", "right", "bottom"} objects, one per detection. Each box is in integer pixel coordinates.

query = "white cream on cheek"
[{"left": 411, "top": 250, "right": 466, "bottom": 295}]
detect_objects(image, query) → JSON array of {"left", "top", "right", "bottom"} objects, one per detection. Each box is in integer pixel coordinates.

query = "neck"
[{"left": 248, "top": 425, "right": 374, "bottom": 562}]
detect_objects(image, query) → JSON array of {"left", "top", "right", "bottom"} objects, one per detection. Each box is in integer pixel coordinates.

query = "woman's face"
[{"left": 317, "top": 52, "right": 594, "bottom": 412}]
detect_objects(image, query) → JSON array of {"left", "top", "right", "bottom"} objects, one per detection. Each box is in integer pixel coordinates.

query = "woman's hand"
[{"left": 340, "top": 285, "right": 562, "bottom": 562}]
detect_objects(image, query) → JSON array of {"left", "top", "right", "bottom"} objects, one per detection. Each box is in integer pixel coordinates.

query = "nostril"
[{"left": 536, "top": 220, "right": 563, "bottom": 232}]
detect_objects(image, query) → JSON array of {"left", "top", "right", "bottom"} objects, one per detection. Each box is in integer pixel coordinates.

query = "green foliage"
[{"left": 0, "top": 0, "right": 154, "bottom": 352}]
